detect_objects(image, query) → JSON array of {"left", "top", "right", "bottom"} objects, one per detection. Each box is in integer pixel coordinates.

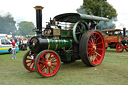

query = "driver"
[
  {"left": 90, "top": 21, "right": 98, "bottom": 30},
  {"left": 44, "top": 23, "right": 53, "bottom": 35}
]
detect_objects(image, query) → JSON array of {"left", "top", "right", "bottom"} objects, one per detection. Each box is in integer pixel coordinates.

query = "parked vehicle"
[
  {"left": 0, "top": 34, "right": 19, "bottom": 53},
  {"left": 101, "top": 28, "right": 128, "bottom": 52}
]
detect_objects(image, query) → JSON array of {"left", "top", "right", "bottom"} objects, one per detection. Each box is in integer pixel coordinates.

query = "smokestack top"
[{"left": 34, "top": 6, "right": 44, "bottom": 10}]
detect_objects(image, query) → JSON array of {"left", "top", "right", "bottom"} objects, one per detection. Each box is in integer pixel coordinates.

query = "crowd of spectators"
[{"left": 9, "top": 37, "right": 29, "bottom": 51}]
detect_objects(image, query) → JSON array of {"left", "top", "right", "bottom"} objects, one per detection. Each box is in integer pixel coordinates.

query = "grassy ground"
[{"left": 0, "top": 48, "right": 128, "bottom": 85}]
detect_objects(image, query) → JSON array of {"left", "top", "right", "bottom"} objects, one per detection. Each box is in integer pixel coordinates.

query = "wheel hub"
[
  {"left": 47, "top": 61, "right": 51, "bottom": 66},
  {"left": 93, "top": 45, "right": 97, "bottom": 51}
]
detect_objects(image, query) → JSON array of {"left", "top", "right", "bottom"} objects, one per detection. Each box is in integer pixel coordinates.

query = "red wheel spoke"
[
  {"left": 48, "top": 67, "right": 50, "bottom": 73},
  {"left": 96, "top": 42, "right": 102, "bottom": 45},
  {"left": 28, "top": 62, "right": 33, "bottom": 67},
  {"left": 50, "top": 66, "right": 54, "bottom": 71},
  {"left": 40, "top": 66, "right": 47, "bottom": 71},
  {"left": 26, "top": 58, "right": 32, "bottom": 60},
  {"left": 94, "top": 55, "right": 98, "bottom": 62},
  {"left": 46, "top": 54, "right": 49, "bottom": 61},
  {"left": 39, "top": 61, "right": 46, "bottom": 64},
  {"left": 88, "top": 40, "right": 93, "bottom": 45},
  {"left": 91, "top": 36, "right": 94, "bottom": 44},
  {"left": 42, "top": 56, "right": 46, "bottom": 61},
  {"left": 44, "top": 67, "right": 47, "bottom": 74},
  {"left": 95, "top": 37, "right": 100, "bottom": 43},
  {"left": 88, "top": 50, "right": 92, "bottom": 55},
  {"left": 89, "top": 55, "right": 94, "bottom": 62},
  {"left": 97, "top": 48, "right": 103, "bottom": 50},
  {"left": 88, "top": 43, "right": 92, "bottom": 47},
  {"left": 50, "top": 57, "right": 55, "bottom": 61},
  {"left": 26, "top": 61, "right": 32, "bottom": 64},
  {"left": 32, "top": 63, "right": 35, "bottom": 69},
  {"left": 95, "top": 52, "right": 101, "bottom": 57},
  {"left": 48, "top": 54, "right": 52, "bottom": 60},
  {"left": 93, "top": 34, "right": 97, "bottom": 43},
  {"left": 39, "top": 64, "right": 44, "bottom": 69},
  {"left": 52, "top": 61, "right": 57, "bottom": 63},
  {"left": 51, "top": 64, "right": 57, "bottom": 68}
]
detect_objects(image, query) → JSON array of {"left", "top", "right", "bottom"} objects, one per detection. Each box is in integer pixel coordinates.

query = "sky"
[
  {"left": 0, "top": 0, "right": 128, "bottom": 29},
  {"left": 107, "top": 0, "right": 128, "bottom": 29}
]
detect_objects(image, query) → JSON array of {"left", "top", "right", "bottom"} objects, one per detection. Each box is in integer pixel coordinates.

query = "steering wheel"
[{"left": 73, "top": 21, "right": 87, "bottom": 43}]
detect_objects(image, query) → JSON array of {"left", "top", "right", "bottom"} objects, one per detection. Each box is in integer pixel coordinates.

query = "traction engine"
[{"left": 23, "top": 6, "right": 108, "bottom": 77}]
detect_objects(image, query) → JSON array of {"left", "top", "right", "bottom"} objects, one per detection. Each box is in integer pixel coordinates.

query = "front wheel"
[
  {"left": 35, "top": 50, "right": 61, "bottom": 77},
  {"left": 79, "top": 30, "right": 105, "bottom": 67},
  {"left": 116, "top": 43, "right": 124, "bottom": 52}
]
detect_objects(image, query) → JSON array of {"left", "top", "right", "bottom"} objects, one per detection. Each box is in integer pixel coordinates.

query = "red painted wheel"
[
  {"left": 35, "top": 50, "right": 60, "bottom": 77},
  {"left": 23, "top": 50, "right": 35, "bottom": 72},
  {"left": 116, "top": 43, "right": 124, "bottom": 52},
  {"left": 124, "top": 45, "right": 128, "bottom": 51},
  {"left": 79, "top": 30, "right": 105, "bottom": 66}
]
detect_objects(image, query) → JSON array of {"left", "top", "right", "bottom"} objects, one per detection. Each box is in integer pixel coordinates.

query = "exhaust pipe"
[
  {"left": 123, "top": 27, "right": 126, "bottom": 37},
  {"left": 34, "top": 6, "right": 44, "bottom": 36}
]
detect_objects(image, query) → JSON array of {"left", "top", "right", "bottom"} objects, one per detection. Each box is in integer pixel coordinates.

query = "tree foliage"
[
  {"left": 0, "top": 13, "right": 16, "bottom": 34},
  {"left": 83, "top": 0, "right": 117, "bottom": 19},
  {"left": 17, "top": 21, "right": 35, "bottom": 36}
]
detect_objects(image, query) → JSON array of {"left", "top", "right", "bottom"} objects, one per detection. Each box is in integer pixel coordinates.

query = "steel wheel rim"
[
  {"left": 116, "top": 44, "right": 123, "bottom": 52},
  {"left": 87, "top": 31, "right": 105, "bottom": 65},
  {"left": 37, "top": 51, "right": 60, "bottom": 77},
  {"left": 25, "top": 53, "right": 35, "bottom": 71}
]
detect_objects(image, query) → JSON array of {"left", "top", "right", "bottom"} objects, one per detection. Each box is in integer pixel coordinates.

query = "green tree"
[
  {"left": 0, "top": 13, "right": 16, "bottom": 34},
  {"left": 17, "top": 21, "right": 35, "bottom": 36},
  {"left": 83, "top": 0, "right": 117, "bottom": 19}
]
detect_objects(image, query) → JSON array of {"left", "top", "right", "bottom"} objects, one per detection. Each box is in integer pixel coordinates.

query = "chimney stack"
[
  {"left": 34, "top": 6, "right": 44, "bottom": 35},
  {"left": 123, "top": 27, "right": 126, "bottom": 37}
]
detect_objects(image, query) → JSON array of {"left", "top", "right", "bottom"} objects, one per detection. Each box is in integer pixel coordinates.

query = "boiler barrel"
[
  {"left": 29, "top": 37, "right": 73, "bottom": 53},
  {"left": 47, "top": 38, "right": 73, "bottom": 50}
]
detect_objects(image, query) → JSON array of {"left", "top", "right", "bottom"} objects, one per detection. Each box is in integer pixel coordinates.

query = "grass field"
[{"left": 0, "top": 48, "right": 128, "bottom": 85}]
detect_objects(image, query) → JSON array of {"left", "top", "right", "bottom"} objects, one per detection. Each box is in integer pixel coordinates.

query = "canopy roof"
[
  {"left": 54, "top": 13, "right": 109, "bottom": 23},
  {"left": 101, "top": 29, "right": 122, "bottom": 33}
]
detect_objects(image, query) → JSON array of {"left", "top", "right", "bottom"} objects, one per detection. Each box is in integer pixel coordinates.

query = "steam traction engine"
[{"left": 23, "top": 6, "right": 108, "bottom": 77}]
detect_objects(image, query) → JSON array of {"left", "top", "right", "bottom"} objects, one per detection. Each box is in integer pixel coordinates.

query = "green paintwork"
[
  {"left": 61, "top": 30, "right": 73, "bottom": 37},
  {"left": 47, "top": 37, "right": 73, "bottom": 51}
]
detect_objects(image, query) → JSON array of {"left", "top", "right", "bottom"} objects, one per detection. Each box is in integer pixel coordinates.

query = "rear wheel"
[
  {"left": 23, "top": 50, "right": 35, "bottom": 72},
  {"left": 35, "top": 50, "right": 60, "bottom": 77},
  {"left": 79, "top": 30, "right": 105, "bottom": 66},
  {"left": 116, "top": 43, "right": 124, "bottom": 52}
]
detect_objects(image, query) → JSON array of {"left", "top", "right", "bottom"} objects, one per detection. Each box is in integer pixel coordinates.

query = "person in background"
[
  {"left": 16, "top": 39, "right": 20, "bottom": 48},
  {"left": 90, "top": 21, "right": 98, "bottom": 30},
  {"left": 11, "top": 40, "right": 16, "bottom": 59},
  {"left": 22, "top": 38, "right": 28, "bottom": 50}
]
